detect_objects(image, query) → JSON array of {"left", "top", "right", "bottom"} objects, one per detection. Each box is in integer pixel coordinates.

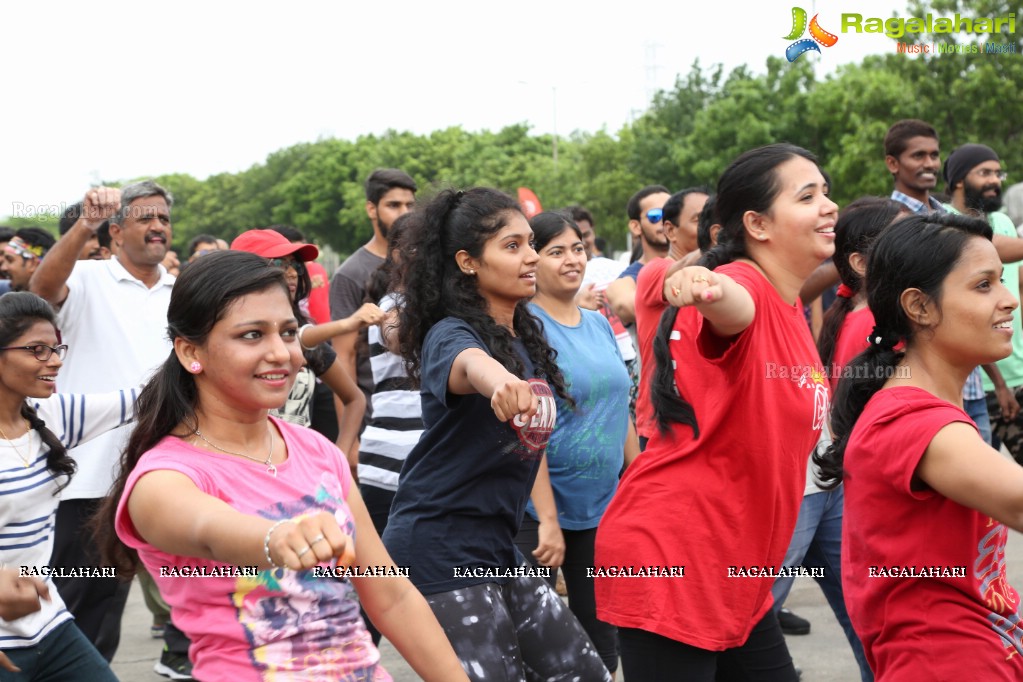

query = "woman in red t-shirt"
[
  {"left": 818, "top": 197, "right": 906, "bottom": 393},
  {"left": 817, "top": 213, "right": 1023, "bottom": 680},
  {"left": 595, "top": 143, "right": 838, "bottom": 680}
]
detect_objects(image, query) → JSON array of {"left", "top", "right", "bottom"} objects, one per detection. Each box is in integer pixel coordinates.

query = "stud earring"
[
  {"left": 189, "top": 361, "right": 203, "bottom": 373},
  {"left": 467, "top": 269, "right": 475, "bottom": 275},
  {"left": 757, "top": 234, "right": 767, "bottom": 241}
]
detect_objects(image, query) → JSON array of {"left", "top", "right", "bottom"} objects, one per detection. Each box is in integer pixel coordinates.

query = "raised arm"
[
  {"left": 448, "top": 348, "right": 539, "bottom": 423},
  {"left": 606, "top": 276, "right": 638, "bottom": 326},
  {"left": 29, "top": 187, "right": 120, "bottom": 306},
  {"left": 300, "top": 303, "right": 384, "bottom": 348}
]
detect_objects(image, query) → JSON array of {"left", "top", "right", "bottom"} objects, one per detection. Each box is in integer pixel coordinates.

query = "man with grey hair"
[{"left": 30, "top": 181, "right": 179, "bottom": 671}]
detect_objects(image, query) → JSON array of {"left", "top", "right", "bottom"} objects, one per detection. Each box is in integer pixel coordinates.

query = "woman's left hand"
[{"left": 533, "top": 518, "right": 565, "bottom": 569}]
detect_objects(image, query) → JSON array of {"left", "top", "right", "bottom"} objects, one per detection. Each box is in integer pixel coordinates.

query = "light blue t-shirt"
[{"left": 527, "top": 305, "right": 630, "bottom": 530}]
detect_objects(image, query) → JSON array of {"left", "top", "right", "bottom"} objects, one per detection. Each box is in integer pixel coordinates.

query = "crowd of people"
[{"left": 2, "top": 120, "right": 1023, "bottom": 681}]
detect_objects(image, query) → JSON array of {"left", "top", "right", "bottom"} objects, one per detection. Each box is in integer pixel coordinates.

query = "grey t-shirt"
[{"left": 329, "top": 246, "right": 385, "bottom": 423}]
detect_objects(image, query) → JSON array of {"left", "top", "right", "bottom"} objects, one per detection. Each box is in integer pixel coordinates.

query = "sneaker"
[
  {"left": 779, "top": 608, "right": 811, "bottom": 635},
  {"left": 154, "top": 646, "right": 194, "bottom": 680}
]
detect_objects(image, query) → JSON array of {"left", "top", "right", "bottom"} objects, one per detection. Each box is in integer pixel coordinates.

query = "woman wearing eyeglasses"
[
  {"left": 231, "top": 230, "right": 383, "bottom": 465},
  {"left": 0, "top": 292, "right": 134, "bottom": 680}
]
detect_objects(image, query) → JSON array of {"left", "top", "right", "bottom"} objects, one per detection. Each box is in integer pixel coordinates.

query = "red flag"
[{"left": 517, "top": 187, "right": 543, "bottom": 219}]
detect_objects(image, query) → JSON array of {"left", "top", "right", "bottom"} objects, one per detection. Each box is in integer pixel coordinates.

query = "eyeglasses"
[
  {"left": 645, "top": 208, "right": 664, "bottom": 224},
  {"left": 972, "top": 168, "right": 1008, "bottom": 181},
  {"left": 0, "top": 344, "right": 68, "bottom": 361},
  {"left": 268, "top": 257, "right": 302, "bottom": 270}
]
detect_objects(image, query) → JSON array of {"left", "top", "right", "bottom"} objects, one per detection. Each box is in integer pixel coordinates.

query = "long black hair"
[
  {"left": 0, "top": 292, "right": 76, "bottom": 492},
  {"left": 817, "top": 197, "right": 905, "bottom": 370},
  {"left": 651, "top": 143, "right": 822, "bottom": 437},
  {"left": 396, "top": 188, "right": 569, "bottom": 401},
  {"left": 97, "top": 251, "right": 291, "bottom": 577},
  {"left": 815, "top": 213, "right": 994, "bottom": 488}
]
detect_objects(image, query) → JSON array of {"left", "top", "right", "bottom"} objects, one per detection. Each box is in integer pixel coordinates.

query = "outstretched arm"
[{"left": 664, "top": 265, "right": 755, "bottom": 337}]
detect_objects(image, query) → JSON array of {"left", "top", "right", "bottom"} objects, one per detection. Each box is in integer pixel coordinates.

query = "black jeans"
[{"left": 619, "top": 610, "right": 798, "bottom": 681}]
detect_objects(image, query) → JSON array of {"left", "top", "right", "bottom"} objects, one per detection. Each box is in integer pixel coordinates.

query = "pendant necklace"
[
  {"left": 0, "top": 419, "right": 33, "bottom": 468},
  {"left": 192, "top": 423, "right": 277, "bottom": 476}
]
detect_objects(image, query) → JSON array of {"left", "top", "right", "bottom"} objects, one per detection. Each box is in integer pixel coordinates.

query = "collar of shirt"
[{"left": 890, "top": 190, "right": 946, "bottom": 215}]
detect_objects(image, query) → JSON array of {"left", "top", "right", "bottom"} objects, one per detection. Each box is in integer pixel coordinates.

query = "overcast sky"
[{"left": 1, "top": 0, "right": 902, "bottom": 220}]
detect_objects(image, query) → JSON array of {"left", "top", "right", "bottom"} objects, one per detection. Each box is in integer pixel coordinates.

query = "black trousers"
[
  {"left": 619, "top": 610, "right": 798, "bottom": 682},
  {"left": 49, "top": 498, "right": 131, "bottom": 662}
]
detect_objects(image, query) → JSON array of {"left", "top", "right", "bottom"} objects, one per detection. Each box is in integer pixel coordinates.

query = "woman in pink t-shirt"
[
  {"left": 817, "top": 213, "right": 1023, "bottom": 680},
  {"left": 96, "top": 251, "right": 467, "bottom": 682}
]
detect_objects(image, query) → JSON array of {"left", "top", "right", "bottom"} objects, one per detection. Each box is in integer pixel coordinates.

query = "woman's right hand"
[
  {"left": 664, "top": 266, "right": 724, "bottom": 307},
  {"left": 491, "top": 378, "right": 538, "bottom": 423},
  {"left": 267, "top": 511, "right": 356, "bottom": 571}
]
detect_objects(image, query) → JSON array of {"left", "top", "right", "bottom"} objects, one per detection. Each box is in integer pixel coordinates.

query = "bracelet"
[
  {"left": 298, "top": 324, "right": 316, "bottom": 351},
  {"left": 263, "top": 519, "right": 293, "bottom": 568}
]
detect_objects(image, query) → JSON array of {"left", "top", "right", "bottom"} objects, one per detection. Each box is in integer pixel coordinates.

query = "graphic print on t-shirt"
[
  {"left": 230, "top": 473, "right": 385, "bottom": 680},
  {"left": 797, "top": 368, "right": 830, "bottom": 431},
  {"left": 976, "top": 518, "right": 1023, "bottom": 658},
  {"left": 510, "top": 378, "right": 557, "bottom": 457}
]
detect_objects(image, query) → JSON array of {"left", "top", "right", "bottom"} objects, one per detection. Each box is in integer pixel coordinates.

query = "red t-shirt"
[
  {"left": 635, "top": 257, "right": 672, "bottom": 439},
  {"left": 830, "top": 306, "right": 874, "bottom": 393},
  {"left": 595, "top": 261, "right": 829, "bottom": 650},
  {"left": 305, "top": 261, "right": 332, "bottom": 325},
  {"left": 842, "top": 387, "right": 1023, "bottom": 679}
]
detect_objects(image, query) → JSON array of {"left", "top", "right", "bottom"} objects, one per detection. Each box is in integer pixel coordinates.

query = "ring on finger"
[
  {"left": 296, "top": 545, "right": 312, "bottom": 558},
  {"left": 692, "top": 275, "right": 709, "bottom": 284},
  {"left": 310, "top": 533, "right": 326, "bottom": 545},
  {"left": 671, "top": 286, "right": 681, "bottom": 297}
]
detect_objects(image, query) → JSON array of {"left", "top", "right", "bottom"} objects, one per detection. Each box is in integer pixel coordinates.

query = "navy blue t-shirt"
[
  {"left": 618, "top": 260, "right": 643, "bottom": 282},
  {"left": 382, "top": 317, "right": 557, "bottom": 594}
]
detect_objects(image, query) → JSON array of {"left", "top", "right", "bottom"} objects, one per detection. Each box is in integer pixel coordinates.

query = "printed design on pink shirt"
[
  {"left": 976, "top": 519, "right": 1023, "bottom": 660},
  {"left": 229, "top": 473, "right": 389, "bottom": 681},
  {"left": 797, "top": 368, "right": 830, "bottom": 431},
  {"left": 509, "top": 379, "right": 557, "bottom": 457}
]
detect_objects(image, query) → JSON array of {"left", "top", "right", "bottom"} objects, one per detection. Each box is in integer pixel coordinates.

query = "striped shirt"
[
  {"left": 0, "top": 390, "right": 135, "bottom": 648},
  {"left": 357, "top": 294, "right": 423, "bottom": 491}
]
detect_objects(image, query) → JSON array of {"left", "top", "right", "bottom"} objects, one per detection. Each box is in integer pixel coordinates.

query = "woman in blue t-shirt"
[
  {"left": 383, "top": 188, "right": 612, "bottom": 681},
  {"left": 513, "top": 211, "right": 637, "bottom": 675}
]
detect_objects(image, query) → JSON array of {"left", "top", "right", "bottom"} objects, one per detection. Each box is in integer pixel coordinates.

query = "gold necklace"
[
  {"left": 0, "top": 419, "right": 33, "bottom": 468},
  {"left": 192, "top": 423, "right": 277, "bottom": 476}
]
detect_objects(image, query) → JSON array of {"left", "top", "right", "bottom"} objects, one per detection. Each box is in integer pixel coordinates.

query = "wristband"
[
  {"left": 263, "top": 519, "right": 293, "bottom": 568},
  {"left": 298, "top": 324, "right": 316, "bottom": 351}
]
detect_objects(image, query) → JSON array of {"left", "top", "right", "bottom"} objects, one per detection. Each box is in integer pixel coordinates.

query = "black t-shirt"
[{"left": 382, "top": 317, "right": 556, "bottom": 594}]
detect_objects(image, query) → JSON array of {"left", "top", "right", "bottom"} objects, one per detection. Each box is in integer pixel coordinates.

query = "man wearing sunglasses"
[{"left": 606, "top": 185, "right": 671, "bottom": 328}]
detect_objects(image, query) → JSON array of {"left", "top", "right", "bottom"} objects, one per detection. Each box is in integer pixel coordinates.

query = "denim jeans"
[
  {"left": 0, "top": 620, "right": 117, "bottom": 681},
  {"left": 964, "top": 396, "right": 993, "bottom": 445},
  {"left": 771, "top": 487, "right": 874, "bottom": 682}
]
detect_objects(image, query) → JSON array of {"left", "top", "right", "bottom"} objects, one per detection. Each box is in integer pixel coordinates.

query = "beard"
[{"left": 964, "top": 180, "right": 1003, "bottom": 213}]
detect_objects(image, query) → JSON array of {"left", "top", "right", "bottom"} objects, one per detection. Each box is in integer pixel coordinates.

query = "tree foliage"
[{"left": 31, "top": 0, "right": 1015, "bottom": 256}]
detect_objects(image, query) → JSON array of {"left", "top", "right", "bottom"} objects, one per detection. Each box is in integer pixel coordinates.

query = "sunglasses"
[
  {"left": 268, "top": 257, "right": 304, "bottom": 270},
  {"left": 645, "top": 208, "right": 664, "bottom": 224},
  {"left": 0, "top": 344, "right": 68, "bottom": 361}
]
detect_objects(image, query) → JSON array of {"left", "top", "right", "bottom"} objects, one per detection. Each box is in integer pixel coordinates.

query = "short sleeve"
[
  {"left": 421, "top": 319, "right": 488, "bottom": 407},
  {"left": 303, "top": 342, "right": 337, "bottom": 377},
  {"left": 329, "top": 270, "right": 364, "bottom": 321},
  {"left": 636, "top": 258, "right": 671, "bottom": 309}
]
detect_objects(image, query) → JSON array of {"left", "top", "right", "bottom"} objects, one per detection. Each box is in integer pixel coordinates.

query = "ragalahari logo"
[{"left": 783, "top": 7, "right": 839, "bottom": 61}]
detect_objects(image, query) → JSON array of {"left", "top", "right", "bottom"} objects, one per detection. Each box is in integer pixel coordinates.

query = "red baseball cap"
[{"left": 230, "top": 229, "right": 319, "bottom": 262}]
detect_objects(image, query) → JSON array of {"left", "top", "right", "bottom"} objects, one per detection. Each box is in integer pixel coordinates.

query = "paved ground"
[{"left": 111, "top": 530, "right": 1023, "bottom": 680}]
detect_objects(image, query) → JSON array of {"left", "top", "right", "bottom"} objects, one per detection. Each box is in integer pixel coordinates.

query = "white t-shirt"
[
  {"left": 0, "top": 390, "right": 136, "bottom": 646},
  {"left": 55, "top": 257, "right": 173, "bottom": 498}
]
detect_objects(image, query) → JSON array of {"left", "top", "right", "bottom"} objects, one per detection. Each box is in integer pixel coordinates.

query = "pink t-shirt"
[{"left": 116, "top": 417, "right": 390, "bottom": 682}]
